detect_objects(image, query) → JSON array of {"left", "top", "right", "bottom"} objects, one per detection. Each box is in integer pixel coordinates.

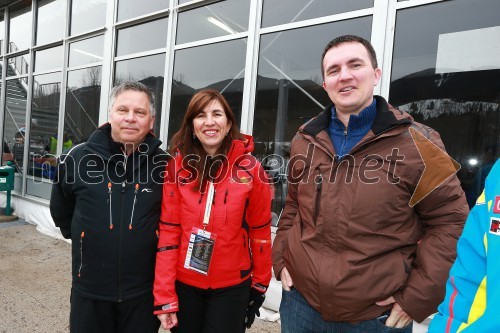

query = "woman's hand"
[{"left": 158, "top": 312, "right": 178, "bottom": 330}]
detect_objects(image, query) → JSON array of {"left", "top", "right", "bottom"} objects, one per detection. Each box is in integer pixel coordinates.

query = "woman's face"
[{"left": 192, "top": 99, "right": 231, "bottom": 156}]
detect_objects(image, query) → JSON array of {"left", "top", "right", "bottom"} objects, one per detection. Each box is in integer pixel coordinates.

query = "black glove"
[{"left": 244, "top": 286, "right": 266, "bottom": 329}]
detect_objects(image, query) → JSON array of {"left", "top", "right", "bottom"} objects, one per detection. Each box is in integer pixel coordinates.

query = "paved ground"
[
  {"left": 0, "top": 221, "right": 429, "bottom": 333},
  {"left": 0, "top": 221, "right": 279, "bottom": 333}
]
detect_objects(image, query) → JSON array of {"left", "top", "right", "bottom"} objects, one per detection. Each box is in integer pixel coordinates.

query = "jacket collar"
[
  {"left": 84, "top": 123, "right": 162, "bottom": 159},
  {"left": 302, "top": 95, "right": 412, "bottom": 137}
]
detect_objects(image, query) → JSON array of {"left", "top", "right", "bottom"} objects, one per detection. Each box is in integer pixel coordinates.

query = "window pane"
[
  {"left": 169, "top": 39, "right": 246, "bottom": 139},
  {"left": 389, "top": 0, "right": 500, "bottom": 208},
  {"left": 34, "top": 45, "right": 63, "bottom": 73},
  {"left": 28, "top": 72, "right": 62, "bottom": 191},
  {"left": 7, "top": 54, "right": 30, "bottom": 77},
  {"left": 262, "top": 0, "right": 373, "bottom": 27},
  {"left": 117, "top": 0, "right": 169, "bottom": 22},
  {"left": 69, "top": 35, "right": 104, "bottom": 67},
  {"left": 114, "top": 54, "right": 165, "bottom": 136},
  {"left": 36, "top": 0, "right": 66, "bottom": 45},
  {"left": 70, "top": 0, "right": 107, "bottom": 36},
  {"left": 64, "top": 66, "right": 102, "bottom": 144},
  {"left": 4, "top": 79, "right": 28, "bottom": 173},
  {"left": 176, "top": 0, "right": 249, "bottom": 44},
  {"left": 252, "top": 17, "right": 372, "bottom": 217},
  {"left": 0, "top": 10, "right": 5, "bottom": 55},
  {"left": 9, "top": 2, "right": 32, "bottom": 52},
  {"left": 116, "top": 18, "right": 168, "bottom": 57}
]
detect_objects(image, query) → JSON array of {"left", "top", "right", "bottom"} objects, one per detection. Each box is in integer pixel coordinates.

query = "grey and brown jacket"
[{"left": 272, "top": 96, "right": 469, "bottom": 323}]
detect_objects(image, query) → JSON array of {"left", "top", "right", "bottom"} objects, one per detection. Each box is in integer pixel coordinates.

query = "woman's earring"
[
  {"left": 225, "top": 132, "right": 229, "bottom": 137},
  {"left": 193, "top": 134, "right": 196, "bottom": 139}
]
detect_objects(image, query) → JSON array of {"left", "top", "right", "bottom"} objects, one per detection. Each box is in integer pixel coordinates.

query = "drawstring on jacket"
[
  {"left": 107, "top": 182, "right": 140, "bottom": 231},
  {"left": 129, "top": 184, "right": 139, "bottom": 230}
]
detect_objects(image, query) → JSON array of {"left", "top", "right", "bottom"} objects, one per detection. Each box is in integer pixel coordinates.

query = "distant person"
[
  {"left": 153, "top": 89, "right": 272, "bottom": 332},
  {"left": 50, "top": 81, "right": 168, "bottom": 333},
  {"left": 272, "top": 35, "right": 469, "bottom": 332},
  {"left": 428, "top": 158, "right": 500, "bottom": 332}
]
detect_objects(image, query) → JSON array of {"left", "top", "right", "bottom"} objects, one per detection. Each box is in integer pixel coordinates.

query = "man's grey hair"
[{"left": 108, "top": 81, "right": 156, "bottom": 117}]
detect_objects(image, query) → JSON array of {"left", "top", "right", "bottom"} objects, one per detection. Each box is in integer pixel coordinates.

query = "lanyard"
[{"left": 202, "top": 182, "right": 215, "bottom": 229}]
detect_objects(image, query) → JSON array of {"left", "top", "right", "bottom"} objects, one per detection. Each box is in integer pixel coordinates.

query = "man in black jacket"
[{"left": 50, "top": 81, "right": 168, "bottom": 333}]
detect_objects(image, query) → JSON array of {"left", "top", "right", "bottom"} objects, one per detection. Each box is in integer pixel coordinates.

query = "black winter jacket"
[{"left": 50, "top": 124, "right": 168, "bottom": 301}]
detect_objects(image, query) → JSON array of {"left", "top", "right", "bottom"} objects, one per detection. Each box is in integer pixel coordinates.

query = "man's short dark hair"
[
  {"left": 108, "top": 81, "right": 156, "bottom": 116},
  {"left": 321, "top": 35, "right": 378, "bottom": 80}
]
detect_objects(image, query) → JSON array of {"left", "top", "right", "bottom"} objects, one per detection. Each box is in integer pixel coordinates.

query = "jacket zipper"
[
  {"left": 118, "top": 181, "right": 125, "bottom": 302},
  {"left": 313, "top": 168, "right": 323, "bottom": 224},
  {"left": 108, "top": 182, "right": 113, "bottom": 229},
  {"left": 129, "top": 184, "right": 139, "bottom": 230},
  {"left": 78, "top": 231, "right": 85, "bottom": 277}
]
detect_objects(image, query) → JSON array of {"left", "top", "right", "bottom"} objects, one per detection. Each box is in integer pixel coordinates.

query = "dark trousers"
[
  {"left": 280, "top": 288, "right": 413, "bottom": 333},
  {"left": 70, "top": 291, "right": 160, "bottom": 333},
  {"left": 171, "top": 279, "right": 251, "bottom": 333}
]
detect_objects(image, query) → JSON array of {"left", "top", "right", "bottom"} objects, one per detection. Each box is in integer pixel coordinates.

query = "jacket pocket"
[{"left": 313, "top": 168, "right": 323, "bottom": 226}]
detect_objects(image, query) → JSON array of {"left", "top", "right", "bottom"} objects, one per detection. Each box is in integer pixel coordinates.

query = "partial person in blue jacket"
[{"left": 428, "top": 158, "right": 500, "bottom": 333}]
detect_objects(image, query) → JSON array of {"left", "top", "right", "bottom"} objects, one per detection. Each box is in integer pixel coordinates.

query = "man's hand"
[
  {"left": 280, "top": 267, "right": 294, "bottom": 291},
  {"left": 376, "top": 296, "right": 413, "bottom": 328},
  {"left": 158, "top": 312, "right": 178, "bottom": 330}
]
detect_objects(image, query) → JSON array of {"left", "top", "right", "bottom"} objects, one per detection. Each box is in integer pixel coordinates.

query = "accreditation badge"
[{"left": 184, "top": 227, "right": 217, "bottom": 275}]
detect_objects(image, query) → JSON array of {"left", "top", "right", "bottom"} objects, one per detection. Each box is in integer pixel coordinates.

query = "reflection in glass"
[
  {"left": 7, "top": 54, "right": 30, "bottom": 77},
  {"left": 252, "top": 18, "right": 372, "bottom": 216},
  {"left": 116, "top": 18, "right": 168, "bottom": 57},
  {"left": 4, "top": 79, "right": 28, "bottom": 173},
  {"left": 389, "top": 0, "right": 500, "bottom": 208},
  {"left": 169, "top": 39, "right": 246, "bottom": 139},
  {"left": 114, "top": 54, "right": 165, "bottom": 136},
  {"left": 9, "top": 2, "right": 32, "bottom": 52},
  {"left": 262, "top": 0, "right": 373, "bottom": 27},
  {"left": 69, "top": 35, "right": 104, "bottom": 67},
  {"left": 36, "top": 0, "right": 66, "bottom": 45},
  {"left": 64, "top": 66, "right": 102, "bottom": 144},
  {"left": 0, "top": 10, "right": 5, "bottom": 55},
  {"left": 70, "top": 0, "right": 107, "bottom": 36},
  {"left": 34, "top": 46, "right": 63, "bottom": 73},
  {"left": 176, "top": 0, "right": 249, "bottom": 44},
  {"left": 117, "top": 0, "right": 169, "bottom": 22},
  {"left": 28, "top": 72, "right": 62, "bottom": 186}
]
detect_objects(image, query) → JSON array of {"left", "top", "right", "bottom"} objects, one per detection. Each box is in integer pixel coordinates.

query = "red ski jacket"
[{"left": 154, "top": 136, "right": 272, "bottom": 314}]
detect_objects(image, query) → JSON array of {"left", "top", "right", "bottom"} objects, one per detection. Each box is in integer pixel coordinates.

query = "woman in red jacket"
[{"left": 154, "top": 89, "right": 272, "bottom": 332}]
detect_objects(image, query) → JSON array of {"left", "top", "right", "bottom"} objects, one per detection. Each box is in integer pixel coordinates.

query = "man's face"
[
  {"left": 322, "top": 42, "right": 381, "bottom": 116},
  {"left": 109, "top": 90, "right": 154, "bottom": 147}
]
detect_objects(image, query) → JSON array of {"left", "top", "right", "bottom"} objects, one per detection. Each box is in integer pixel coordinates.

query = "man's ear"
[
  {"left": 374, "top": 68, "right": 382, "bottom": 86},
  {"left": 322, "top": 81, "right": 326, "bottom": 90},
  {"left": 150, "top": 116, "right": 155, "bottom": 130}
]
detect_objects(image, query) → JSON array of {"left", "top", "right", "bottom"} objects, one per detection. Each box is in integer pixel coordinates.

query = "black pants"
[
  {"left": 70, "top": 291, "right": 160, "bottom": 333},
  {"left": 171, "top": 279, "right": 251, "bottom": 333}
]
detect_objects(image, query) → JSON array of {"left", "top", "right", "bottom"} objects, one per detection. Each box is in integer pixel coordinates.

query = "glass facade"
[
  {"left": 169, "top": 38, "right": 247, "bottom": 140},
  {"left": 261, "top": 0, "right": 373, "bottom": 27},
  {"left": 176, "top": 0, "right": 249, "bottom": 44},
  {"left": 389, "top": 0, "right": 500, "bottom": 207},
  {"left": 70, "top": 0, "right": 107, "bottom": 36},
  {"left": 116, "top": 18, "right": 168, "bottom": 57},
  {"left": 0, "top": 0, "right": 497, "bottom": 211},
  {"left": 36, "top": 0, "right": 65, "bottom": 45},
  {"left": 117, "top": 0, "right": 168, "bottom": 22}
]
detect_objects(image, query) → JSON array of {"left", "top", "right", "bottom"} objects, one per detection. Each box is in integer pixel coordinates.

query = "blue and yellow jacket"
[{"left": 429, "top": 158, "right": 500, "bottom": 332}]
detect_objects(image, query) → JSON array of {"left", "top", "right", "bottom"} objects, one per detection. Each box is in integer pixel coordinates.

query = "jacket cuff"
[{"left": 153, "top": 302, "right": 178, "bottom": 314}]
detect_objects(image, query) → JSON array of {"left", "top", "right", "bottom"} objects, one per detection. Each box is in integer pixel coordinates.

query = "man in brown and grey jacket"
[{"left": 272, "top": 35, "right": 469, "bottom": 333}]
